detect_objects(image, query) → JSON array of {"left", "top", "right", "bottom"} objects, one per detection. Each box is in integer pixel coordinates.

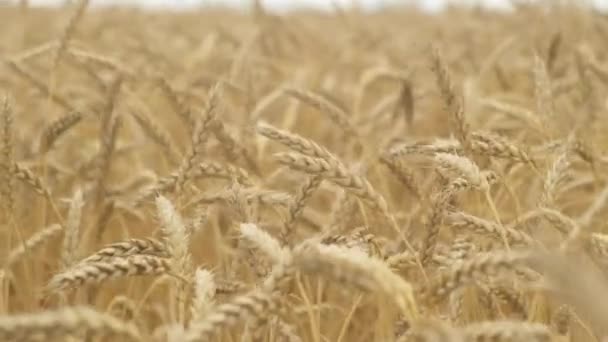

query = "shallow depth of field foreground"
[{"left": 2, "top": 1, "right": 608, "bottom": 341}]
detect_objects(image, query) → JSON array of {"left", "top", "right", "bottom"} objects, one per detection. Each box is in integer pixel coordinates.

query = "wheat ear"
[{"left": 0, "top": 306, "right": 140, "bottom": 341}]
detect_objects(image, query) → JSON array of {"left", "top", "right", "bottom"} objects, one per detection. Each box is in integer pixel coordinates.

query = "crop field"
[{"left": 1, "top": 1, "right": 608, "bottom": 341}]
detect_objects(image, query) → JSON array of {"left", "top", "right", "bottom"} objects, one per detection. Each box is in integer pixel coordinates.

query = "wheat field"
[{"left": 1, "top": 0, "right": 608, "bottom": 341}]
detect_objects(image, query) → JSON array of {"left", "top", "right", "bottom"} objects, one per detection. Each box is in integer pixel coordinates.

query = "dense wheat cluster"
[{"left": 1, "top": 0, "right": 608, "bottom": 341}]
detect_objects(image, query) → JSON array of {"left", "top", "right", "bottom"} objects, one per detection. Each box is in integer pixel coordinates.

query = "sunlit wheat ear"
[
  {"left": 134, "top": 161, "right": 252, "bottom": 206},
  {"left": 445, "top": 211, "right": 535, "bottom": 246},
  {"left": 420, "top": 179, "right": 467, "bottom": 266},
  {"left": 294, "top": 242, "right": 419, "bottom": 321},
  {"left": 470, "top": 130, "right": 534, "bottom": 165},
  {"left": 540, "top": 151, "right": 570, "bottom": 207},
  {"left": 78, "top": 238, "right": 169, "bottom": 264},
  {"left": 434, "top": 152, "right": 509, "bottom": 248},
  {"left": 434, "top": 153, "right": 488, "bottom": 191},
  {"left": 240, "top": 223, "right": 288, "bottom": 264},
  {"left": 156, "top": 195, "right": 192, "bottom": 272},
  {"left": 174, "top": 83, "right": 222, "bottom": 192},
  {"left": 389, "top": 138, "right": 463, "bottom": 157},
  {"left": 46, "top": 255, "right": 170, "bottom": 293},
  {"left": 190, "top": 268, "right": 216, "bottom": 323},
  {"left": 190, "top": 162, "right": 252, "bottom": 186},
  {"left": 256, "top": 121, "right": 336, "bottom": 160},
  {"left": 156, "top": 194, "right": 193, "bottom": 323},
  {"left": 185, "top": 255, "right": 296, "bottom": 341},
  {"left": 276, "top": 149, "right": 424, "bottom": 270},
  {"left": 431, "top": 47, "right": 470, "bottom": 152},
  {"left": 0, "top": 306, "right": 140, "bottom": 341},
  {"left": 61, "top": 188, "right": 85, "bottom": 268},
  {"left": 185, "top": 290, "right": 278, "bottom": 342},
  {"left": 190, "top": 189, "right": 292, "bottom": 209},
  {"left": 274, "top": 152, "right": 389, "bottom": 213}
]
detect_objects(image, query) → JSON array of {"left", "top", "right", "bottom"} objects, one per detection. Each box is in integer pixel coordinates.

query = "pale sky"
[{"left": 8, "top": 0, "right": 608, "bottom": 12}]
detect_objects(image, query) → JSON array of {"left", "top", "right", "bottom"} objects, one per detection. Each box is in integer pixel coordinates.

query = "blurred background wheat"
[{"left": 1, "top": 0, "right": 608, "bottom": 341}]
